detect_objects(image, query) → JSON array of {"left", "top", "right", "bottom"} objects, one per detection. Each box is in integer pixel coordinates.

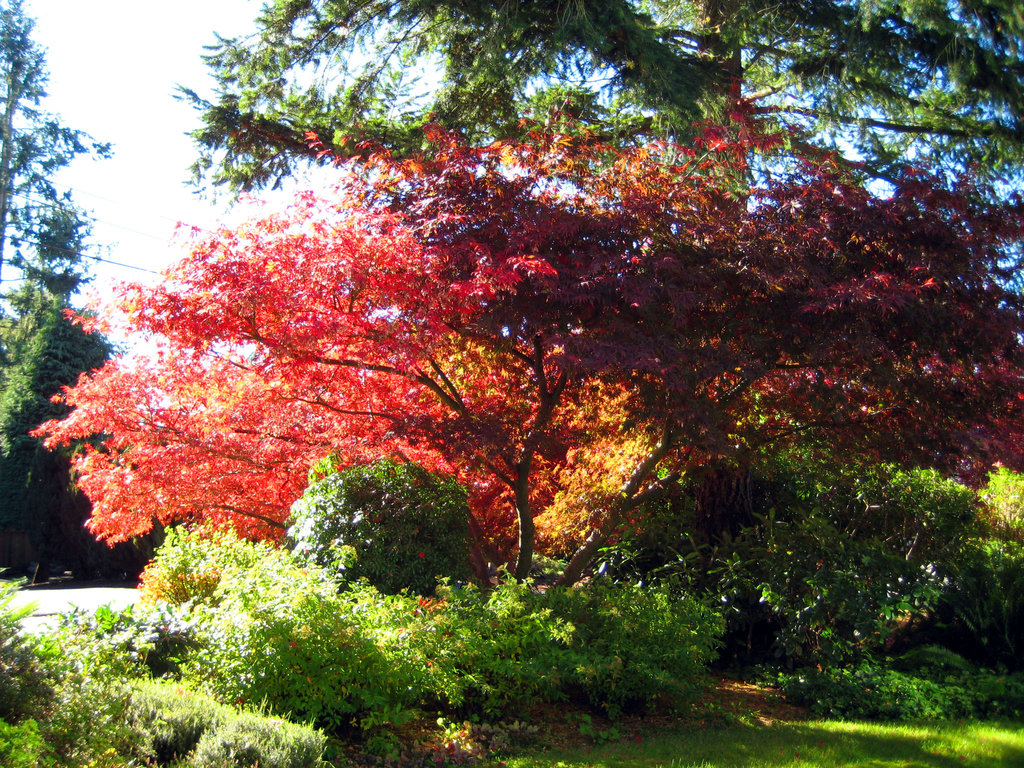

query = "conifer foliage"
[
  {"left": 0, "top": 0, "right": 115, "bottom": 577},
  {"left": 41, "top": 124, "right": 1024, "bottom": 582},
  {"left": 185, "top": 0, "right": 1024, "bottom": 192}
]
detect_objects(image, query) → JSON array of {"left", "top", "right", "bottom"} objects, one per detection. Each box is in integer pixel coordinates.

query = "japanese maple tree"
[{"left": 40, "top": 124, "right": 1024, "bottom": 584}]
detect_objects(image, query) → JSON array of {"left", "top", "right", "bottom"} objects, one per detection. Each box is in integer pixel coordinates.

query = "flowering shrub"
[{"left": 138, "top": 525, "right": 272, "bottom": 607}]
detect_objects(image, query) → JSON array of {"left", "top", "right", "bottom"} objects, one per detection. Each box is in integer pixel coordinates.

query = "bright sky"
[{"left": 23, "top": 0, "right": 265, "bottom": 299}]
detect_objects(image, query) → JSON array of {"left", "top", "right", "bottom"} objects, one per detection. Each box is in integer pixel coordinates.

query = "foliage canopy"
[
  {"left": 185, "top": 0, "right": 1024, "bottom": 192},
  {"left": 41, "top": 124, "right": 1024, "bottom": 582}
]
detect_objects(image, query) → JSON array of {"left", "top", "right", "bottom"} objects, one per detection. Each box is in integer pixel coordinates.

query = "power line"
[
  {"left": 10, "top": 190, "right": 177, "bottom": 243},
  {"left": 2, "top": 234, "right": 161, "bottom": 275},
  {"left": 60, "top": 183, "right": 190, "bottom": 228}
]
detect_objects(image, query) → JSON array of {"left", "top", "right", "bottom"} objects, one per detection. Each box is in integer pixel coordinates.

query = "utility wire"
[
  {"left": 1, "top": 234, "right": 161, "bottom": 275},
  {"left": 10, "top": 190, "right": 180, "bottom": 242}
]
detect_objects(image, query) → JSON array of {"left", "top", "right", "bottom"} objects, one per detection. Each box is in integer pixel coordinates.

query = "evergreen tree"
[
  {"left": 0, "top": 297, "right": 114, "bottom": 577},
  {"left": 183, "top": 0, "right": 1024, "bottom": 192},
  {"left": 0, "top": 0, "right": 108, "bottom": 289},
  {"left": 0, "top": 0, "right": 129, "bottom": 578}
]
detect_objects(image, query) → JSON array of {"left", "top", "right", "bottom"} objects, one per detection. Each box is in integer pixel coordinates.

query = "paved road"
[{"left": 4, "top": 580, "right": 141, "bottom": 633}]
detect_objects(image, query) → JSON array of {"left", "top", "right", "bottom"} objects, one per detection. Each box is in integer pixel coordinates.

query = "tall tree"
[
  {"left": 0, "top": 0, "right": 119, "bottom": 577},
  {"left": 40, "top": 126, "right": 1024, "bottom": 582},
  {"left": 0, "top": 0, "right": 108, "bottom": 293},
  {"left": 183, "top": 0, "right": 1024, "bottom": 192},
  {"left": 0, "top": 296, "right": 113, "bottom": 576}
]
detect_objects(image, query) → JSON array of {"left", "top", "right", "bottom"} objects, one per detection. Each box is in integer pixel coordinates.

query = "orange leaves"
[{"left": 35, "top": 121, "right": 1024, "bottom": 565}]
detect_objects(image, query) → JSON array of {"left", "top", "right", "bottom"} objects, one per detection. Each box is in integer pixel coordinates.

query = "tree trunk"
[
  {"left": 0, "top": 60, "right": 23, "bottom": 280},
  {"left": 513, "top": 465, "right": 535, "bottom": 580},
  {"left": 466, "top": 509, "right": 492, "bottom": 586},
  {"left": 696, "top": 0, "right": 744, "bottom": 98},
  {"left": 556, "top": 422, "right": 677, "bottom": 586}
]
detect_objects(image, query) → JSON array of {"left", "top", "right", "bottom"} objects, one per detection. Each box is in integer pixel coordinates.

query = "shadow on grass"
[{"left": 508, "top": 719, "right": 1024, "bottom": 768}]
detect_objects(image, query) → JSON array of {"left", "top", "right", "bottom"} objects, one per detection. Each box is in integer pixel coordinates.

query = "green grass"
[{"left": 494, "top": 719, "right": 1024, "bottom": 768}]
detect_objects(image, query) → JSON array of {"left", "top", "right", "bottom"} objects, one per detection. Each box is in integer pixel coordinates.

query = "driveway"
[{"left": 4, "top": 580, "right": 141, "bottom": 633}]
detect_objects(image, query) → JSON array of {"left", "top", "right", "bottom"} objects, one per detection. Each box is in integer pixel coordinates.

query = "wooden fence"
[{"left": 0, "top": 530, "right": 35, "bottom": 569}]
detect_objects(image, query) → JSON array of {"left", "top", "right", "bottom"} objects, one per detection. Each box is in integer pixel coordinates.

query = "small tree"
[{"left": 41, "top": 125, "right": 1024, "bottom": 583}]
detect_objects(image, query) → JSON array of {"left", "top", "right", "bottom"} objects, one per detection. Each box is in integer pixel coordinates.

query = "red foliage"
[{"left": 39, "top": 124, "right": 1024, "bottom": 582}]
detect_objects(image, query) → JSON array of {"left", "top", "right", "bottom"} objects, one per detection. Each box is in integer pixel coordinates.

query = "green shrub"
[
  {"left": 0, "top": 719, "right": 44, "bottom": 768},
  {"left": 410, "top": 580, "right": 573, "bottom": 716},
  {"left": 597, "top": 462, "right": 978, "bottom": 666},
  {"left": 139, "top": 525, "right": 271, "bottom": 607},
  {"left": 54, "top": 601, "right": 198, "bottom": 681},
  {"left": 718, "top": 512, "right": 944, "bottom": 665},
  {"left": 182, "top": 545, "right": 422, "bottom": 736},
  {"left": 287, "top": 458, "right": 472, "bottom": 595},
  {"left": 935, "top": 540, "right": 1024, "bottom": 670},
  {"left": 778, "top": 660, "right": 1024, "bottom": 720},
  {"left": 544, "top": 580, "right": 722, "bottom": 717},
  {"left": 779, "top": 663, "right": 968, "bottom": 720},
  {"left": 410, "top": 579, "right": 722, "bottom": 719},
  {"left": 129, "top": 679, "right": 226, "bottom": 764},
  {"left": 38, "top": 674, "right": 145, "bottom": 768},
  {"left": 127, "top": 678, "right": 326, "bottom": 768},
  {"left": 188, "top": 711, "right": 326, "bottom": 768},
  {"left": 0, "top": 581, "right": 53, "bottom": 723},
  {"left": 980, "top": 467, "right": 1024, "bottom": 542}
]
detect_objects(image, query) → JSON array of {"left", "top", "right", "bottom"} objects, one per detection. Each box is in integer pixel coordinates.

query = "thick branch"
[{"left": 556, "top": 421, "right": 677, "bottom": 586}]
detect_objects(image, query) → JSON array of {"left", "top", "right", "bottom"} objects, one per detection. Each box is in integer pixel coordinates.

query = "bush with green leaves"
[
  {"left": 129, "top": 679, "right": 222, "bottom": 764},
  {"left": 0, "top": 719, "right": 44, "bottom": 768},
  {"left": 597, "top": 461, "right": 980, "bottom": 666},
  {"left": 934, "top": 540, "right": 1024, "bottom": 670},
  {"left": 409, "top": 580, "right": 574, "bottom": 716},
  {"left": 980, "top": 466, "right": 1024, "bottom": 542},
  {"left": 715, "top": 511, "right": 945, "bottom": 665},
  {"left": 138, "top": 525, "right": 273, "bottom": 607},
  {"left": 39, "top": 675, "right": 144, "bottom": 768},
  {"left": 410, "top": 578, "right": 722, "bottom": 719},
  {"left": 180, "top": 542, "right": 423, "bottom": 737},
  {"left": 543, "top": 580, "right": 722, "bottom": 717},
  {"left": 0, "top": 582, "right": 153, "bottom": 767},
  {"left": 778, "top": 656, "right": 1024, "bottom": 720},
  {"left": 0, "top": 582, "right": 53, "bottom": 723},
  {"left": 188, "top": 709, "right": 326, "bottom": 768},
  {"left": 287, "top": 458, "right": 472, "bottom": 595},
  {"left": 54, "top": 601, "right": 198, "bottom": 682}
]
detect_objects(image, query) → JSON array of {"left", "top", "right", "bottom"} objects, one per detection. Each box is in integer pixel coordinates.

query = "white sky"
[{"left": 23, "top": 0, "right": 268, "bottom": 299}]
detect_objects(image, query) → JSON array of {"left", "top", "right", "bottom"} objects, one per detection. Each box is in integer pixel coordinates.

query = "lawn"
[{"left": 494, "top": 719, "right": 1024, "bottom": 768}]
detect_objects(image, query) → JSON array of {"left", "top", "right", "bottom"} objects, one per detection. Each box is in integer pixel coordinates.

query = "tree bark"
[
  {"left": 513, "top": 461, "right": 535, "bottom": 581},
  {"left": 0, "top": 59, "right": 24, "bottom": 280}
]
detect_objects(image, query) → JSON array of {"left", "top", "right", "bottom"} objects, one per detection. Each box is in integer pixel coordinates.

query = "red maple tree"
[{"left": 41, "top": 124, "right": 1024, "bottom": 584}]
